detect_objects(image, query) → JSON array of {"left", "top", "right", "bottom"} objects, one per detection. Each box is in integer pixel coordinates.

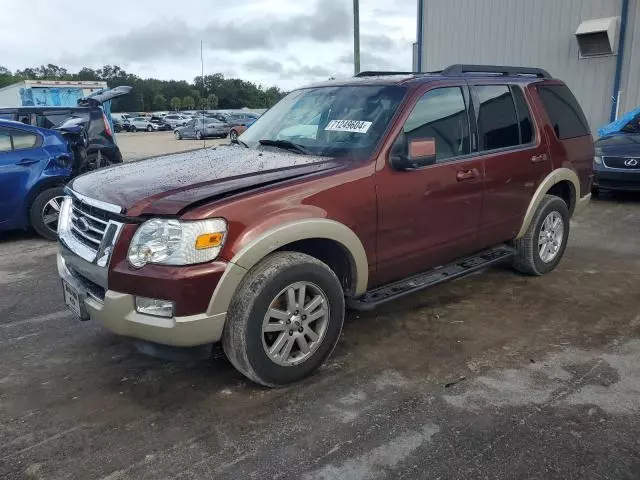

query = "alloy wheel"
[
  {"left": 261, "top": 281, "right": 329, "bottom": 366},
  {"left": 538, "top": 211, "right": 564, "bottom": 263},
  {"left": 42, "top": 196, "right": 64, "bottom": 234}
]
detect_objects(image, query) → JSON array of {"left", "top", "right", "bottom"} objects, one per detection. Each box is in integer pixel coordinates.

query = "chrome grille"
[
  {"left": 70, "top": 203, "right": 109, "bottom": 249},
  {"left": 603, "top": 156, "right": 640, "bottom": 169}
]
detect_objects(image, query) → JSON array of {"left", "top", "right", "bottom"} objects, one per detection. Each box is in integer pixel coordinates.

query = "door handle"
[
  {"left": 17, "top": 158, "right": 38, "bottom": 166},
  {"left": 531, "top": 153, "right": 548, "bottom": 163},
  {"left": 456, "top": 168, "right": 480, "bottom": 181}
]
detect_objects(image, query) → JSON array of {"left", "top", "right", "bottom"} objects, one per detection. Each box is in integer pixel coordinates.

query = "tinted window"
[
  {"left": 402, "top": 87, "right": 470, "bottom": 161},
  {"left": 12, "top": 130, "right": 38, "bottom": 150},
  {"left": 476, "top": 85, "right": 519, "bottom": 151},
  {"left": 38, "top": 112, "right": 72, "bottom": 129},
  {"left": 0, "top": 113, "right": 13, "bottom": 121},
  {"left": 537, "top": 85, "right": 590, "bottom": 139},
  {"left": 0, "top": 129, "right": 11, "bottom": 152},
  {"left": 512, "top": 87, "right": 534, "bottom": 144}
]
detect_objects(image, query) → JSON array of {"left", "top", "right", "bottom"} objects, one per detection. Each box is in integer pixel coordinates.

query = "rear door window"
[
  {"left": 0, "top": 128, "right": 12, "bottom": 152},
  {"left": 11, "top": 130, "right": 39, "bottom": 150},
  {"left": 474, "top": 85, "right": 520, "bottom": 151},
  {"left": 537, "top": 85, "right": 590, "bottom": 139}
]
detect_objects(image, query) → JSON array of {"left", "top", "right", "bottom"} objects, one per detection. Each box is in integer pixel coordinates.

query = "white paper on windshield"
[{"left": 324, "top": 120, "right": 372, "bottom": 134}]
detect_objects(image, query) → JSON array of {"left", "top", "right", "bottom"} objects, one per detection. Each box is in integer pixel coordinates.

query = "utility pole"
[{"left": 353, "top": 0, "right": 360, "bottom": 75}]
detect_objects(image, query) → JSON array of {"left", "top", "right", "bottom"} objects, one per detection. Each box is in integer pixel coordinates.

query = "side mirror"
[{"left": 390, "top": 136, "right": 437, "bottom": 170}]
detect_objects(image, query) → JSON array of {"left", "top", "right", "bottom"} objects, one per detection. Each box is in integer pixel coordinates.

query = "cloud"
[
  {"left": 245, "top": 58, "right": 284, "bottom": 74},
  {"left": 339, "top": 51, "right": 406, "bottom": 72},
  {"left": 89, "top": 0, "right": 350, "bottom": 63}
]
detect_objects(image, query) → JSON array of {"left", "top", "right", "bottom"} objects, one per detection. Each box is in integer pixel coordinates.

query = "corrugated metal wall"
[{"left": 419, "top": 0, "right": 640, "bottom": 135}]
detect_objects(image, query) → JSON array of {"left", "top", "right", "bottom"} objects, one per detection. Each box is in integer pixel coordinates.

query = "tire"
[
  {"left": 195, "top": 130, "right": 202, "bottom": 140},
  {"left": 30, "top": 187, "right": 65, "bottom": 241},
  {"left": 223, "top": 252, "right": 345, "bottom": 387},
  {"left": 146, "top": 125, "right": 153, "bottom": 132},
  {"left": 175, "top": 131, "right": 182, "bottom": 140},
  {"left": 230, "top": 130, "right": 238, "bottom": 142},
  {"left": 591, "top": 185, "right": 600, "bottom": 198},
  {"left": 513, "top": 194, "right": 570, "bottom": 276},
  {"left": 130, "top": 126, "right": 137, "bottom": 133}
]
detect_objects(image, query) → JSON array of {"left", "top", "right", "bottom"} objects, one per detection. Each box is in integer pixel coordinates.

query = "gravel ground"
[
  {"left": 116, "top": 131, "right": 228, "bottom": 162},
  {"left": 1, "top": 194, "right": 640, "bottom": 479}
]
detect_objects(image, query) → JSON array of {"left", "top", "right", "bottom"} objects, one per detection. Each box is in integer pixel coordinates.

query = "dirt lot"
[
  {"left": 1, "top": 194, "right": 640, "bottom": 479},
  {"left": 116, "top": 131, "right": 228, "bottom": 162}
]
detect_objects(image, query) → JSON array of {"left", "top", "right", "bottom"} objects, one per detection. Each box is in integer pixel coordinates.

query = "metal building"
[
  {"left": 416, "top": 0, "right": 640, "bottom": 135},
  {"left": 0, "top": 80, "right": 107, "bottom": 108}
]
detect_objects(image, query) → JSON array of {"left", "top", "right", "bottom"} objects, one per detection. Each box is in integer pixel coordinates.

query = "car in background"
[
  {"left": 163, "top": 114, "right": 192, "bottom": 129},
  {"left": 0, "top": 86, "right": 131, "bottom": 166},
  {"left": 0, "top": 119, "right": 73, "bottom": 239},
  {"left": 174, "top": 118, "right": 229, "bottom": 140},
  {"left": 128, "top": 117, "right": 164, "bottom": 132},
  {"left": 593, "top": 132, "right": 640, "bottom": 195},
  {"left": 229, "top": 117, "right": 258, "bottom": 142}
]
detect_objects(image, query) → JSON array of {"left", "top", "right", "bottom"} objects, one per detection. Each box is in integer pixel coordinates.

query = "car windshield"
[{"left": 240, "top": 85, "right": 406, "bottom": 158}]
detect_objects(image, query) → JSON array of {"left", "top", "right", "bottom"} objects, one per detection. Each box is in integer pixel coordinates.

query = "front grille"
[
  {"left": 70, "top": 201, "right": 110, "bottom": 252},
  {"left": 603, "top": 156, "right": 640, "bottom": 169}
]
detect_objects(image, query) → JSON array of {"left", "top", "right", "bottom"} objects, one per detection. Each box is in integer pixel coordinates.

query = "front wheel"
[
  {"left": 223, "top": 252, "right": 345, "bottom": 387},
  {"left": 513, "top": 195, "right": 570, "bottom": 275},
  {"left": 30, "top": 187, "right": 65, "bottom": 240},
  {"left": 195, "top": 130, "right": 202, "bottom": 140},
  {"left": 130, "top": 126, "right": 137, "bottom": 133},
  {"left": 230, "top": 130, "right": 238, "bottom": 142},
  {"left": 175, "top": 131, "right": 182, "bottom": 140},
  {"left": 147, "top": 125, "right": 153, "bottom": 132}
]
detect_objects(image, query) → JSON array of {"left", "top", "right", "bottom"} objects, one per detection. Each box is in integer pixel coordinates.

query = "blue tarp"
[{"left": 598, "top": 106, "right": 640, "bottom": 137}]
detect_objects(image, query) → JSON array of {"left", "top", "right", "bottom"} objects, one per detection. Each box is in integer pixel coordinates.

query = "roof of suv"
[{"left": 306, "top": 64, "right": 555, "bottom": 89}]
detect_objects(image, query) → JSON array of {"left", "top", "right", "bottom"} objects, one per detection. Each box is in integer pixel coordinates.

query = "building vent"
[{"left": 575, "top": 17, "right": 619, "bottom": 57}]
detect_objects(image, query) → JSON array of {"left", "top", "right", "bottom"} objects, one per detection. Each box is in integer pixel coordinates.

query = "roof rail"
[
  {"left": 354, "top": 71, "right": 419, "bottom": 77},
  {"left": 442, "top": 64, "right": 552, "bottom": 79}
]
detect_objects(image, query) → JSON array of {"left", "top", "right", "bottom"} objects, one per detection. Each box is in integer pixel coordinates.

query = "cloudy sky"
[{"left": 0, "top": 0, "right": 417, "bottom": 90}]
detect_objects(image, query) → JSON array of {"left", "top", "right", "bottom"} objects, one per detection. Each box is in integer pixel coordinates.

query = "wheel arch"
[
  {"left": 25, "top": 177, "right": 68, "bottom": 218},
  {"left": 516, "top": 168, "right": 579, "bottom": 239},
  {"left": 207, "top": 219, "right": 368, "bottom": 317}
]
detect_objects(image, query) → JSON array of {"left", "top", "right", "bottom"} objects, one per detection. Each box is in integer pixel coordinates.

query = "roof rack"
[
  {"left": 354, "top": 71, "right": 419, "bottom": 77},
  {"left": 442, "top": 64, "right": 551, "bottom": 79}
]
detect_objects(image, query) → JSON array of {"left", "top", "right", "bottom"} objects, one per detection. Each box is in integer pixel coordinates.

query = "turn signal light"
[{"left": 195, "top": 232, "right": 224, "bottom": 250}]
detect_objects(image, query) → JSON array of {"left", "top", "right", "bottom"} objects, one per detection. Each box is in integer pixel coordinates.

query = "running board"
[{"left": 348, "top": 246, "right": 516, "bottom": 311}]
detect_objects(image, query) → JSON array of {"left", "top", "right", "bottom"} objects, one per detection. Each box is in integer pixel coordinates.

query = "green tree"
[
  {"left": 206, "top": 93, "right": 219, "bottom": 109},
  {"left": 182, "top": 95, "right": 195, "bottom": 110},
  {"left": 170, "top": 97, "right": 182, "bottom": 111},
  {"left": 153, "top": 94, "right": 167, "bottom": 110}
]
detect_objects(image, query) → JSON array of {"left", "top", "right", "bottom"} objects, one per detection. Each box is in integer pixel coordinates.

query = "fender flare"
[
  {"left": 516, "top": 168, "right": 580, "bottom": 239},
  {"left": 207, "top": 219, "right": 369, "bottom": 317}
]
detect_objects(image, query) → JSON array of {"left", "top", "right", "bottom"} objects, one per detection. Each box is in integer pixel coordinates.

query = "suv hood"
[
  {"left": 596, "top": 134, "right": 640, "bottom": 156},
  {"left": 69, "top": 146, "right": 341, "bottom": 216}
]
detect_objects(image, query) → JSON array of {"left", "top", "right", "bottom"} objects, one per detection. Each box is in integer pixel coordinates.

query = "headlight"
[
  {"left": 594, "top": 155, "right": 603, "bottom": 165},
  {"left": 127, "top": 218, "right": 227, "bottom": 268}
]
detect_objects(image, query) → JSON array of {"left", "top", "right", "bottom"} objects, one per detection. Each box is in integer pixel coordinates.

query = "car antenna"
[{"left": 201, "top": 39, "right": 206, "bottom": 150}]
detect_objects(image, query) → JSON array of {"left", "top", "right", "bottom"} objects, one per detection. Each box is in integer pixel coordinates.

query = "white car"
[
  {"left": 163, "top": 114, "right": 192, "bottom": 129},
  {"left": 128, "top": 117, "right": 163, "bottom": 132}
]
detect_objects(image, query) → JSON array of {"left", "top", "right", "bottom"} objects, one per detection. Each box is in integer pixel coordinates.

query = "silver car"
[
  {"left": 163, "top": 114, "right": 192, "bottom": 129},
  {"left": 174, "top": 118, "right": 230, "bottom": 140}
]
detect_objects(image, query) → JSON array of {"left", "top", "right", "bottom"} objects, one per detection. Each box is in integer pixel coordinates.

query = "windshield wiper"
[{"left": 258, "top": 139, "right": 311, "bottom": 155}]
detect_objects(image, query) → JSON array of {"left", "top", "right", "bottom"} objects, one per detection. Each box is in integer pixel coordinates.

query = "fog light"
[{"left": 135, "top": 297, "right": 175, "bottom": 318}]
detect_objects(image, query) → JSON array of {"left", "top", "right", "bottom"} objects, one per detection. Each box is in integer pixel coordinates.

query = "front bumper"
[
  {"left": 57, "top": 252, "right": 226, "bottom": 347},
  {"left": 593, "top": 167, "right": 640, "bottom": 191}
]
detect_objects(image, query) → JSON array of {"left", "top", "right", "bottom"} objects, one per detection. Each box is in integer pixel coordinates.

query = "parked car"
[
  {"left": 229, "top": 118, "right": 258, "bottom": 142},
  {"left": 163, "top": 114, "right": 192, "bottom": 129},
  {"left": 0, "top": 86, "right": 131, "bottom": 166},
  {"left": 0, "top": 120, "right": 74, "bottom": 239},
  {"left": 593, "top": 132, "right": 640, "bottom": 194},
  {"left": 174, "top": 118, "right": 230, "bottom": 140},
  {"left": 57, "top": 64, "right": 593, "bottom": 387},
  {"left": 128, "top": 117, "right": 164, "bottom": 132}
]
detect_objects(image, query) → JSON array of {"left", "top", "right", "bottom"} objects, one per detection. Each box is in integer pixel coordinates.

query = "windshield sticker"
[{"left": 324, "top": 120, "right": 372, "bottom": 134}]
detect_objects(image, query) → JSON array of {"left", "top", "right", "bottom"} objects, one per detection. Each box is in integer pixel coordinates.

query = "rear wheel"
[
  {"left": 230, "top": 130, "right": 238, "bottom": 142},
  {"left": 30, "top": 187, "right": 65, "bottom": 240},
  {"left": 513, "top": 195, "right": 570, "bottom": 275},
  {"left": 223, "top": 252, "right": 345, "bottom": 387},
  {"left": 195, "top": 130, "right": 202, "bottom": 140},
  {"left": 146, "top": 125, "right": 153, "bottom": 132},
  {"left": 175, "top": 130, "right": 182, "bottom": 140},
  {"left": 130, "top": 126, "right": 137, "bottom": 133}
]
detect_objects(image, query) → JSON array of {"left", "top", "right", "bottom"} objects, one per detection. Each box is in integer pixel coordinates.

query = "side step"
[{"left": 348, "top": 245, "right": 516, "bottom": 311}]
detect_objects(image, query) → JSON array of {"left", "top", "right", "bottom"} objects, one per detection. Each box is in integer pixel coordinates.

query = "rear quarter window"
[{"left": 537, "top": 85, "right": 590, "bottom": 139}]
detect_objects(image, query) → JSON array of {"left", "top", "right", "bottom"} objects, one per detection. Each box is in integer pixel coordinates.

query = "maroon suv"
[{"left": 57, "top": 64, "right": 593, "bottom": 387}]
